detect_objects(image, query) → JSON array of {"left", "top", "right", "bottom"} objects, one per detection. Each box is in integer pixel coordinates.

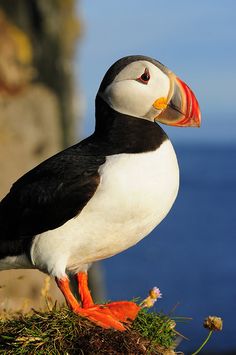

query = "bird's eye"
[{"left": 137, "top": 68, "right": 150, "bottom": 84}]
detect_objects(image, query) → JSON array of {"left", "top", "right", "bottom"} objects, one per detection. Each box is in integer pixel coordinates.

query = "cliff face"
[
  {"left": 0, "top": 2, "right": 79, "bottom": 311},
  {"left": 0, "top": 84, "right": 63, "bottom": 311}
]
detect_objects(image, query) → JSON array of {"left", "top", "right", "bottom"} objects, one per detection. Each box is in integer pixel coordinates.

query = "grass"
[{"left": 0, "top": 304, "right": 181, "bottom": 354}]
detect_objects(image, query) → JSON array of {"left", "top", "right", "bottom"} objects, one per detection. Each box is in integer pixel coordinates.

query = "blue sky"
[{"left": 76, "top": 0, "right": 236, "bottom": 145}]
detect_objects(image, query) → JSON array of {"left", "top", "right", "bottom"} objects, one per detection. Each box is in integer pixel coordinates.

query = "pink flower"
[
  {"left": 151, "top": 287, "right": 162, "bottom": 299},
  {"left": 141, "top": 286, "right": 162, "bottom": 308}
]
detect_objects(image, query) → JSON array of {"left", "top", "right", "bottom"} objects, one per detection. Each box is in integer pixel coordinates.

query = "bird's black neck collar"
[{"left": 93, "top": 95, "right": 168, "bottom": 154}]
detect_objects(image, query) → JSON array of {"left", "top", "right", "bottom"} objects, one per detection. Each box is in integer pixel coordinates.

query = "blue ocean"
[{"left": 102, "top": 144, "right": 236, "bottom": 353}]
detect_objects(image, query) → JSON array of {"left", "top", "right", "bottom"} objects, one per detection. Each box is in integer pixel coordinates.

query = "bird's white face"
[
  {"left": 99, "top": 57, "right": 201, "bottom": 127},
  {"left": 103, "top": 60, "right": 170, "bottom": 120}
]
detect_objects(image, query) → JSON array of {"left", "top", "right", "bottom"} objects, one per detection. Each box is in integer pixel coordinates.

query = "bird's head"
[{"left": 97, "top": 55, "right": 201, "bottom": 127}]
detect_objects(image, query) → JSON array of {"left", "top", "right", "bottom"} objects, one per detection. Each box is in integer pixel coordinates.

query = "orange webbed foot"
[
  {"left": 76, "top": 305, "right": 127, "bottom": 331},
  {"left": 56, "top": 274, "right": 140, "bottom": 331},
  {"left": 104, "top": 301, "right": 140, "bottom": 323},
  {"left": 74, "top": 302, "right": 140, "bottom": 331}
]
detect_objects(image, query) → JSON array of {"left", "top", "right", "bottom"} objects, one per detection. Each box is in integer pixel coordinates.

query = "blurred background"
[{"left": 0, "top": 1, "right": 235, "bottom": 354}]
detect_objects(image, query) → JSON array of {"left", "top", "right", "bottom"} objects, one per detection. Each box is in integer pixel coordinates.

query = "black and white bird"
[{"left": 0, "top": 55, "right": 200, "bottom": 331}]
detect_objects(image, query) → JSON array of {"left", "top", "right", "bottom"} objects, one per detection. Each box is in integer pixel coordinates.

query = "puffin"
[{"left": 0, "top": 55, "right": 201, "bottom": 331}]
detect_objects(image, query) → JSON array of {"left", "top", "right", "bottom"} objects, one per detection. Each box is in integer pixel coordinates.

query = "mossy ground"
[{"left": 0, "top": 304, "right": 181, "bottom": 354}]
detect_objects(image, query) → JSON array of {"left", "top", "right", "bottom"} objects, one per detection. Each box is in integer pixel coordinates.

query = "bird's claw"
[{"left": 74, "top": 301, "right": 140, "bottom": 331}]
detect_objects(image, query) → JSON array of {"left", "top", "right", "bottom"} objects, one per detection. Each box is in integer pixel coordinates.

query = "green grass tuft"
[
  {"left": 133, "top": 308, "right": 177, "bottom": 350},
  {"left": 0, "top": 305, "right": 180, "bottom": 354}
]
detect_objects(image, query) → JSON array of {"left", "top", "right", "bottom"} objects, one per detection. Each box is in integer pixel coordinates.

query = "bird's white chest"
[
  {"left": 81, "top": 139, "right": 179, "bottom": 250},
  {"left": 31, "top": 139, "right": 179, "bottom": 276}
]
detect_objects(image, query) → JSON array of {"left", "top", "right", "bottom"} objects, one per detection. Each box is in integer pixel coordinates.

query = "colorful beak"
[{"left": 153, "top": 74, "right": 201, "bottom": 127}]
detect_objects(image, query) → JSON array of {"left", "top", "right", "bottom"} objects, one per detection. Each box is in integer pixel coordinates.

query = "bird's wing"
[{"left": 0, "top": 148, "right": 105, "bottom": 241}]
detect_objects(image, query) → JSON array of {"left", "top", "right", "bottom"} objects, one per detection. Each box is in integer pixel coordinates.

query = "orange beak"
[{"left": 153, "top": 75, "right": 201, "bottom": 127}]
